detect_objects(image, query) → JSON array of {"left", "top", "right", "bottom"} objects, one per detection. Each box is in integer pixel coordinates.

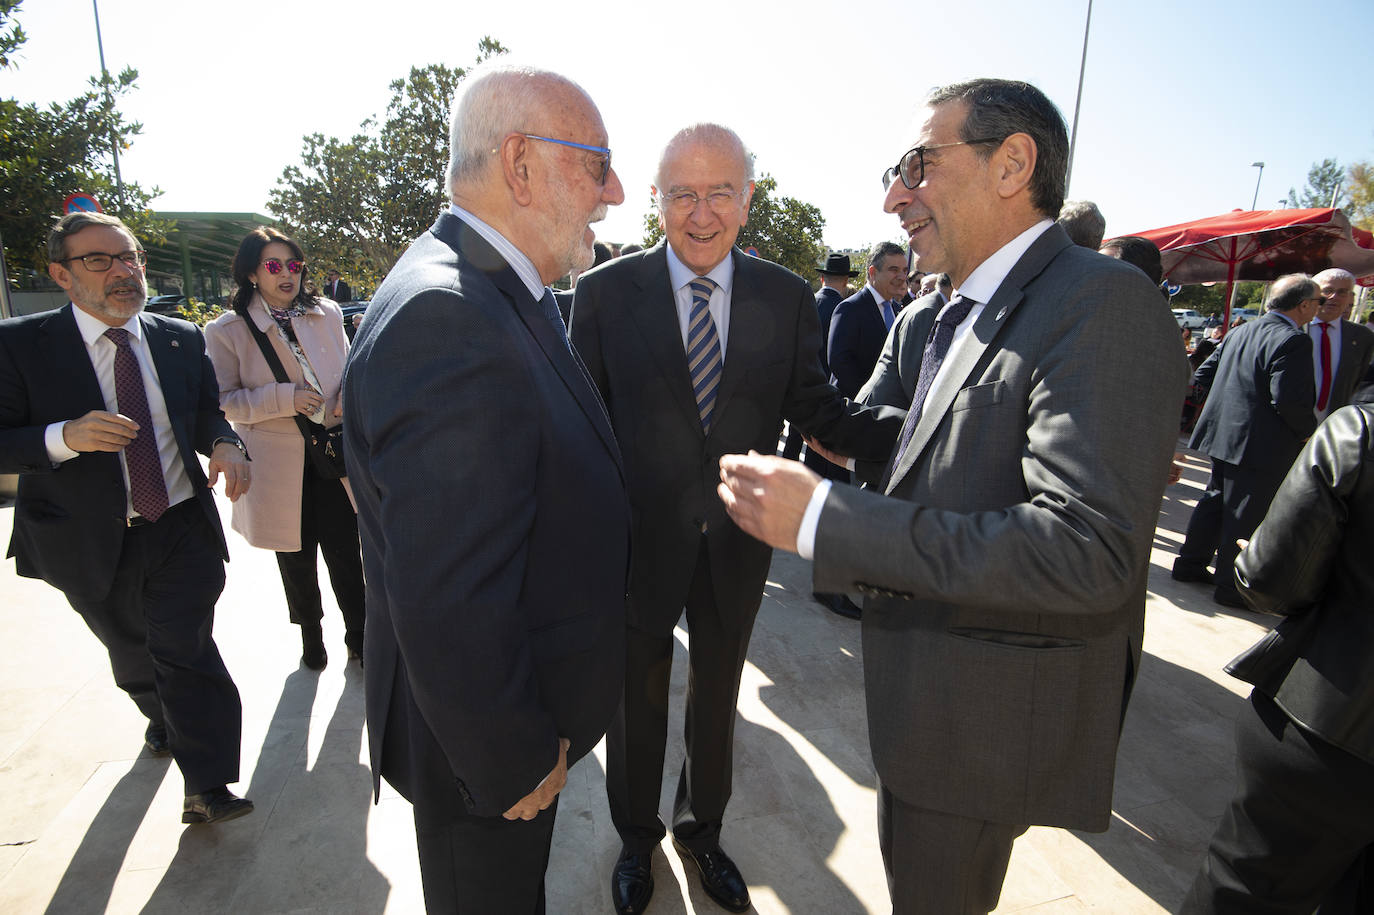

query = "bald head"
[
  {"left": 653, "top": 123, "right": 754, "bottom": 190},
  {"left": 446, "top": 63, "right": 598, "bottom": 195}
]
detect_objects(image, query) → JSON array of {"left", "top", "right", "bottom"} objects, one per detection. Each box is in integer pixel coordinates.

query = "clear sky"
[{"left": 6, "top": 0, "right": 1373, "bottom": 257}]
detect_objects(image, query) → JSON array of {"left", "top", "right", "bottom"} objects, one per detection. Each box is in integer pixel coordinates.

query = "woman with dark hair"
[{"left": 205, "top": 227, "right": 364, "bottom": 670}]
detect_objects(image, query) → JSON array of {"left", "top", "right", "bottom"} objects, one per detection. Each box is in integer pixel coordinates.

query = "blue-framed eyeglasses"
[{"left": 520, "top": 133, "right": 612, "bottom": 185}]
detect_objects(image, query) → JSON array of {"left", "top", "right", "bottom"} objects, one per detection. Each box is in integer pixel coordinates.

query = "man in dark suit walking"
[
  {"left": 1182, "top": 403, "right": 1374, "bottom": 913},
  {"left": 570, "top": 123, "right": 902, "bottom": 915},
  {"left": 343, "top": 64, "right": 630, "bottom": 912},
  {"left": 1172, "top": 275, "right": 1320, "bottom": 607},
  {"left": 720, "top": 78, "right": 1185, "bottom": 912},
  {"left": 323, "top": 270, "right": 352, "bottom": 303},
  {"left": 0, "top": 212, "right": 254, "bottom": 825},
  {"left": 1308, "top": 268, "right": 1374, "bottom": 422}
]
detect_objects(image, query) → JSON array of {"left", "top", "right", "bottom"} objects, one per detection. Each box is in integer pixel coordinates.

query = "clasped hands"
[{"left": 62, "top": 409, "right": 252, "bottom": 502}]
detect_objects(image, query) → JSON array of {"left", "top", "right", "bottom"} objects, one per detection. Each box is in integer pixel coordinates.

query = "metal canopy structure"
[{"left": 145, "top": 211, "right": 275, "bottom": 302}]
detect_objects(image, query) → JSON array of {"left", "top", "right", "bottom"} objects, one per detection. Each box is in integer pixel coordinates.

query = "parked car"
[
  {"left": 146, "top": 294, "right": 189, "bottom": 318},
  {"left": 1232, "top": 307, "right": 1262, "bottom": 323},
  {"left": 341, "top": 300, "right": 369, "bottom": 341},
  {"left": 1171, "top": 309, "right": 1207, "bottom": 330}
]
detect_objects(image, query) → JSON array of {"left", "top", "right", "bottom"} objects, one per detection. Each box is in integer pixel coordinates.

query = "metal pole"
[
  {"left": 0, "top": 227, "right": 13, "bottom": 320},
  {"left": 1064, "top": 0, "right": 1093, "bottom": 195},
  {"left": 1251, "top": 162, "right": 1265, "bottom": 210},
  {"left": 92, "top": 0, "right": 124, "bottom": 209}
]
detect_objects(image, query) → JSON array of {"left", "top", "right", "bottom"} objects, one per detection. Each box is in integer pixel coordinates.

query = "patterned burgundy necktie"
[{"left": 104, "top": 328, "right": 169, "bottom": 522}]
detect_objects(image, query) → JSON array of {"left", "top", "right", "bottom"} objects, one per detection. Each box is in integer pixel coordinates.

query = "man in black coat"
[
  {"left": 343, "top": 64, "right": 630, "bottom": 911},
  {"left": 571, "top": 123, "right": 901, "bottom": 915},
  {"left": 1172, "top": 274, "right": 1320, "bottom": 607},
  {"left": 0, "top": 212, "right": 253, "bottom": 825},
  {"left": 1181, "top": 403, "right": 1374, "bottom": 914}
]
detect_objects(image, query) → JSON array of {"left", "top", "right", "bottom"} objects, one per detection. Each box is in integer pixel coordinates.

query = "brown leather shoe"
[{"left": 182, "top": 787, "right": 254, "bottom": 825}]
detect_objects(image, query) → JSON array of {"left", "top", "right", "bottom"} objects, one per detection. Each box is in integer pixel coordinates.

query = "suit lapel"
[
  {"left": 713, "top": 249, "right": 769, "bottom": 427},
  {"left": 886, "top": 226, "right": 1071, "bottom": 494},
  {"left": 434, "top": 213, "right": 624, "bottom": 472},
  {"left": 39, "top": 306, "right": 106, "bottom": 416},
  {"left": 626, "top": 244, "right": 702, "bottom": 431}
]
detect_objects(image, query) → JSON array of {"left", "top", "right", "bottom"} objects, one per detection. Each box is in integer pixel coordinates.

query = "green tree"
[
  {"left": 1281, "top": 158, "right": 1346, "bottom": 209},
  {"left": 268, "top": 39, "right": 506, "bottom": 294},
  {"left": 0, "top": 0, "right": 166, "bottom": 277},
  {"left": 640, "top": 174, "right": 826, "bottom": 280},
  {"left": 1344, "top": 160, "right": 1374, "bottom": 230}
]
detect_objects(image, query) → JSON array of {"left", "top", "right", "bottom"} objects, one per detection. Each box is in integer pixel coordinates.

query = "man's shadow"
[
  {"left": 139, "top": 664, "right": 387, "bottom": 913},
  {"left": 42, "top": 753, "right": 171, "bottom": 915}
]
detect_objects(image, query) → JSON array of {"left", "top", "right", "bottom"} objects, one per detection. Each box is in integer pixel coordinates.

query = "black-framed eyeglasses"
[
  {"left": 657, "top": 189, "right": 746, "bottom": 216},
  {"left": 59, "top": 250, "right": 147, "bottom": 272},
  {"left": 261, "top": 258, "right": 306, "bottom": 275},
  {"left": 520, "top": 133, "right": 612, "bottom": 185},
  {"left": 881, "top": 137, "right": 1005, "bottom": 191}
]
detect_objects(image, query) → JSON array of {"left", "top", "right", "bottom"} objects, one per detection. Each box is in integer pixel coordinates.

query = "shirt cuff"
[
  {"left": 796, "top": 478, "right": 833, "bottom": 560},
  {"left": 45, "top": 422, "right": 79, "bottom": 464}
]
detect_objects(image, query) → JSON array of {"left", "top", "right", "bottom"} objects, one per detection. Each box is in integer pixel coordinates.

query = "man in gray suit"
[
  {"left": 1309, "top": 268, "right": 1374, "bottom": 421},
  {"left": 720, "top": 78, "right": 1185, "bottom": 913}
]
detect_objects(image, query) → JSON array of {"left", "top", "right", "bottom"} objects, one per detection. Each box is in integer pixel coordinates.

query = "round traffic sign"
[
  {"left": 63, "top": 193, "right": 103, "bottom": 214},
  {"left": 744, "top": 246, "right": 759, "bottom": 257}
]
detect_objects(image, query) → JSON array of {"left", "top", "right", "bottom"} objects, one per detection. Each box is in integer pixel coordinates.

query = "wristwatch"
[{"left": 213, "top": 436, "right": 251, "bottom": 461}]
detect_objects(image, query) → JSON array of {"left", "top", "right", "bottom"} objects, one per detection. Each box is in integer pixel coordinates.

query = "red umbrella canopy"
[{"left": 1131, "top": 207, "right": 1374, "bottom": 285}]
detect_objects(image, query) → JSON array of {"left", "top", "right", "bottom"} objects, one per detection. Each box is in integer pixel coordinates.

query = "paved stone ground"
[{"left": 0, "top": 448, "right": 1271, "bottom": 913}]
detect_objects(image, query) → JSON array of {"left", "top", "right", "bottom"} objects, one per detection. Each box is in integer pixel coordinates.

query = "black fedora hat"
[{"left": 817, "top": 253, "right": 858, "bottom": 277}]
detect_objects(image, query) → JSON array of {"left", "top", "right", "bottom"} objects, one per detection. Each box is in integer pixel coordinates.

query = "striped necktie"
[
  {"left": 890, "top": 294, "right": 977, "bottom": 468},
  {"left": 687, "top": 277, "right": 722, "bottom": 432},
  {"left": 104, "top": 328, "right": 170, "bottom": 522}
]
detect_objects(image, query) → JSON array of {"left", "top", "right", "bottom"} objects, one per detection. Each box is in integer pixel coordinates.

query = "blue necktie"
[
  {"left": 890, "top": 294, "right": 977, "bottom": 466},
  {"left": 687, "top": 277, "right": 722, "bottom": 432},
  {"left": 538, "top": 288, "right": 571, "bottom": 351},
  {"left": 881, "top": 299, "right": 896, "bottom": 330}
]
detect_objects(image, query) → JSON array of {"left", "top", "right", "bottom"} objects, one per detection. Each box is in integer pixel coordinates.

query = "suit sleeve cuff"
[
  {"left": 797, "top": 479, "right": 833, "bottom": 560},
  {"left": 45, "top": 422, "right": 79, "bottom": 464}
]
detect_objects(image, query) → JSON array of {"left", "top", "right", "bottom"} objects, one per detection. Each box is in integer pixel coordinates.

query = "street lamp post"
[
  {"left": 1065, "top": 0, "right": 1094, "bottom": 195},
  {"left": 1250, "top": 162, "right": 1265, "bottom": 210}
]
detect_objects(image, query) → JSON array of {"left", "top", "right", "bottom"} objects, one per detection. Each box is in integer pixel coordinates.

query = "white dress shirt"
[
  {"left": 46, "top": 306, "right": 196, "bottom": 517},
  {"left": 449, "top": 203, "right": 547, "bottom": 301},
  {"left": 797, "top": 219, "right": 1055, "bottom": 558}
]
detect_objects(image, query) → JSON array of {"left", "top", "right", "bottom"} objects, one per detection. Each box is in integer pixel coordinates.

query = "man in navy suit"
[
  {"left": 0, "top": 212, "right": 254, "bottom": 824},
  {"left": 343, "top": 64, "right": 630, "bottom": 912},
  {"left": 826, "top": 241, "right": 908, "bottom": 399},
  {"left": 1173, "top": 274, "right": 1321, "bottom": 606}
]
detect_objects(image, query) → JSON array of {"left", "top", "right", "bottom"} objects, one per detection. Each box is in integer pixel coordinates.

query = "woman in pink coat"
[{"left": 206, "top": 228, "right": 364, "bottom": 670}]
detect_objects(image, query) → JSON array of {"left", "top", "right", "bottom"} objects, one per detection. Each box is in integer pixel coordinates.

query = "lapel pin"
[
  {"left": 995, "top": 307, "right": 1007, "bottom": 321},
  {"left": 170, "top": 339, "right": 180, "bottom": 347}
]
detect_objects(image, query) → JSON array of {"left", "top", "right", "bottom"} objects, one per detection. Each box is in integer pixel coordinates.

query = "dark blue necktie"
[
  {"left": 687, "top": 277, "right": 722, "bottom": 432},
  {"left": 891, "top": 294, "right": 977, "bottom": 465}
]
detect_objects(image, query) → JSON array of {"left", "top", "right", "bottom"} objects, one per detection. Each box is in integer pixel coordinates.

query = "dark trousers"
[
  {"left": 413, "top": 799, "right": 558, "bottom": 914},
  {"left": 877, "top": 780, "right": 1027, "bottom": 915},
  {"left": 1176, "top": 459, "right": 1290, "bottom": 599},
  {"left": 65, "top": 499, "right": 242, "bottom": 794},
  {"left": 1181, "top": 691, "right": 1374, "bottom": 915},
  {"left": 275, "top": 457, "right": 365, "bottom": 650},
  {"left": 780, "top": 422, "right": 803, "bottom": 460},
  {"left": 606, "top": 539, "right": 755, "bottom": 854}
]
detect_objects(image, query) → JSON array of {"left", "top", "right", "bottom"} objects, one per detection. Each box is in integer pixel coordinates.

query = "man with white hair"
[
  {"left": 343, "top": 63, "right": 630, "bottom": 911},
  {"left": 1308, "top": 267, "right": 1374, "bottom": 421}
]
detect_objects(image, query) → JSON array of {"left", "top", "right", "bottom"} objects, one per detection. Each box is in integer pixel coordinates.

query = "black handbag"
[{"left": 240, "top": 306, "right": 347, "bottom": 479}]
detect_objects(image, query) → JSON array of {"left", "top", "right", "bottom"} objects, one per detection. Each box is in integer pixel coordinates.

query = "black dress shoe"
[
  {"left": 301, "top": 625, "right": 327, "bottom": 671},
  {"left": 672, "top": 838, "right": 750, "bottom": 913},
  {"left": 144, "top": 723, "right": 170, "bottom": 757},
  {"left": 611, "top": 847, "right": 654, "bottom": 915},
  {"left": 812, "top": 591, "right": 862, "bottom": 620},
  {"left": 182, "top": 786, "right": 254, "bottom": 825},
  {"left": 1171, "top": 565, "right": 1214, "bottom": 584},
  {"left": 1213, "top": 588, "right": 1248, "bottom": 609}
]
